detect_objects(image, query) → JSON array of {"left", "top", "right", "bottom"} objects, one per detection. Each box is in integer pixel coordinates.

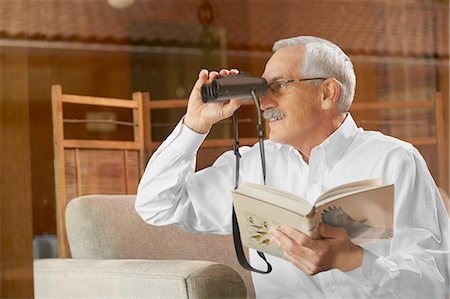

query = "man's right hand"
[{"left": 184, "top": 69, "right": 242, "bottom": 134}]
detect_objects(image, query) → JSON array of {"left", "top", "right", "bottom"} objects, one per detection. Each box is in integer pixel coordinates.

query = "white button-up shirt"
[{"left": 136, "top": 114, "right": 449, "bottom": 298}]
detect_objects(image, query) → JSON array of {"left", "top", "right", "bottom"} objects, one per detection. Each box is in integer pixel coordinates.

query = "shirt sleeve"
[
  {"left": 135, "top": 119, "right": 237, "bottom": 234},
  {"left": 346, "top": 146, "right": 449, "bottom": 298}
]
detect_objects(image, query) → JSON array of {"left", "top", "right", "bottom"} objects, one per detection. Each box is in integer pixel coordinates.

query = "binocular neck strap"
[{"left": 231, "top": 92, "right": 272, "bottom": 274}]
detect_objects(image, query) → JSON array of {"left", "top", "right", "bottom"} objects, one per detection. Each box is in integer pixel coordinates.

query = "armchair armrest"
[{"left": 34, "top": 259, "right": 247, "bottom": 299}]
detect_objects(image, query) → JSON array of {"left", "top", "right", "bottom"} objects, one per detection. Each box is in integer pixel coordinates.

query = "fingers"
[
  {"left": 210, "top": 68, "right": 239, "bottom": 80},
  {"left": 279, "top": 225, "right": 316, "bottom": 249},
  {"left": 269, "top": 226, "right": 322, "bottom": 274},
  {"left": 219, "top": 68, "right": 240, "bottom": 77},
  {"left": 269, "top": 226, "right": 314, "bottom": 255},
  {"left": 270, "top": 224, "right": 362, "bottom": 274},
  {"left": 193, "top": 69, "right": 219, "bottom": 89},
  {"left": 209, "top": 70, "right": 220, "bottom": 81},
  {"left": 193, "top": 69, "right": 210, "bottom": 90},
  {"left": 218, "top": 69, "right": 229, "bottom": 77},
  {"left": 194, "top": 69, "right": 240, "bottom": 90}
]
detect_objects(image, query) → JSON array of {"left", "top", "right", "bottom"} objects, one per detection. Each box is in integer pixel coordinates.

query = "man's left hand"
[{"left": 269, "top": 223, "right": 363, "bottom": 275}]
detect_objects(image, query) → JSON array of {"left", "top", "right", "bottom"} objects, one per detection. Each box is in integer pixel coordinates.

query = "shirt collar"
[{"left": 312, "top": 113, "right": 359, "bottom": 170}]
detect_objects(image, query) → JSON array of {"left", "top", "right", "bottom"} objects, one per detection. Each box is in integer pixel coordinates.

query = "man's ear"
[{"left": 320, "top": 78, "right": 340, "bottom": 110}]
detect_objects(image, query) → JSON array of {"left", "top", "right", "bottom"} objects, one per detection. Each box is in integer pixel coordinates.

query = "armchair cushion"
[{"left": 34, "top": 259, "right": 246, "bottom": 299}]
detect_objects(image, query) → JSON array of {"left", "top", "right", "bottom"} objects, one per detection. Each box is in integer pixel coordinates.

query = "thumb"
[{"left": 319, "top": 223, "right": 347, "bottom": 240}]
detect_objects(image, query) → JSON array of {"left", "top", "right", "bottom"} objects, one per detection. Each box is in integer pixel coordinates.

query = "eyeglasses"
[{"left": 267, "top": 78, "right": 327, "bottom": 97}]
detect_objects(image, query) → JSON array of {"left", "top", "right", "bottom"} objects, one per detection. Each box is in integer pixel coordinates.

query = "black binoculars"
[{"left": 201, "top": 73, "right": 268, "bottom": 103}]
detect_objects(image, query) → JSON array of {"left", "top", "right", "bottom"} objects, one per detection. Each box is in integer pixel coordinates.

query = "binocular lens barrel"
[{"left": 201, "top": 74, "right": 268, "bottom": 103}]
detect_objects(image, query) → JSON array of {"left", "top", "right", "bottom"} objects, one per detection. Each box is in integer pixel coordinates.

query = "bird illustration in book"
[{"left": 321, "top": 206, "right": 393, "bottom": 239}]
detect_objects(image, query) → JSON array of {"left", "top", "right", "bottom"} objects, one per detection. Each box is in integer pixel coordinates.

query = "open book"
[{"left": 232, "top": 179, "right": 394, "bottom": 259}]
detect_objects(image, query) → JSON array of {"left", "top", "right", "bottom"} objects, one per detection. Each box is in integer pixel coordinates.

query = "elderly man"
[{"left": 136, "top": 36, "right": 449, "bottom": 298}]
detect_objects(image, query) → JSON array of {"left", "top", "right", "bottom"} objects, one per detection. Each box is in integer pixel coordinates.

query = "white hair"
[{"left": 273, "top": 36, "right": 356, "bottom": 112}]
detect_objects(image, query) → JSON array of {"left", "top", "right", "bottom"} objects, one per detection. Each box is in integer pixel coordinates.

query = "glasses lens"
[{"left": 269, "top": 81, "right": 286, "bottom": 97}]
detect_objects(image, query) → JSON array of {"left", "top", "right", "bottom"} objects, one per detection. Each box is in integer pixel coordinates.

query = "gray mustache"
[{"left": 262, "top": 109, "right": 284, "bottom": 120}]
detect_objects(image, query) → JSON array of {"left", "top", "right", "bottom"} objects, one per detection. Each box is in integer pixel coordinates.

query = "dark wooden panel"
[{"left": 0, "top": 47, "right": 34, "bottom": 298}]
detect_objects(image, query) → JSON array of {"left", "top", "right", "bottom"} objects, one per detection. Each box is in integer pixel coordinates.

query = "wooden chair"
[
  {"left": 350, "top": 93, "right": 447, "bottom": 191},
  {"left": 51, "top": 85, "right": 146, "bottom": 257},
  {"left": 144, "top": 98, "right": 268, "bottom": 170}
]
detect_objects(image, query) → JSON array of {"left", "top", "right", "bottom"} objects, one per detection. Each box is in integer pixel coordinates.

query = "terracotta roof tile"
[{"left": 0, "top": 0, "right": 447, "bottom": 58}]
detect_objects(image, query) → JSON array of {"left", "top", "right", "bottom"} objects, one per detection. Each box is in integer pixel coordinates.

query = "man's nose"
[{"left": 259, "top": 92, "right": 277, "bottom": 111}]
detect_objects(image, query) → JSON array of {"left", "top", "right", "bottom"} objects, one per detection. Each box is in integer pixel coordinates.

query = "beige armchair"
[{"left": 34, "top": 195, "right": 254, "bottom": 298}]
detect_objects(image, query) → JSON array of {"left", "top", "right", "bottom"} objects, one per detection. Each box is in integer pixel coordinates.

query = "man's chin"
[{"left": 268, "top": 133, "right": 285, "bottom": 144}]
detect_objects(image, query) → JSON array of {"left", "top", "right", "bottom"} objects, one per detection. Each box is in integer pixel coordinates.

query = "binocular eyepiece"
[{"left": 201, "top": 73, "right": 268, "bottom": 103}]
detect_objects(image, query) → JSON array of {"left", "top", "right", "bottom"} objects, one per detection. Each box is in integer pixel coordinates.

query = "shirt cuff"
[{"left": 166, "top": 118, "right": 208, "bottom": 157}]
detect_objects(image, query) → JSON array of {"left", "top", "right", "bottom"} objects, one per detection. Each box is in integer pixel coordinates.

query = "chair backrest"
[
  {"left": 66, "top": 194, "right": 255, "bottom": 298},
  {"left": 350, "top": 93, "right": 447, "bottom": 191},
  {"left": 51, "top": 85, "right": 146, "bottom": 258}
]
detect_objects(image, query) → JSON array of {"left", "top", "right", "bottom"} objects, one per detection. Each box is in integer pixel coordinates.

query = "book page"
[
  {"left": 316, "top": 178, "right": 381, "bottom": 203},
  {"left": 233, "top": 192, "right": 319, "bottom": 259},
  {"left": 235, "top": 182, "right": 313, "bottom": 215},
  {"left": 315, "top": 184, "right": 394, "bottom": 246}
]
